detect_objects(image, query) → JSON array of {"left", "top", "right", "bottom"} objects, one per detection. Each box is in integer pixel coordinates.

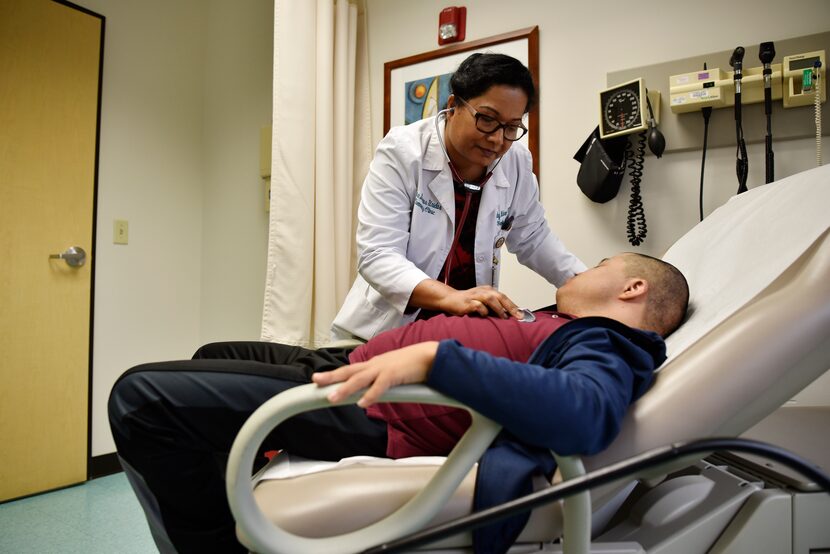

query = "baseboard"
[{"left": 89, "top": 452, "right": 123, "bottom": 479}]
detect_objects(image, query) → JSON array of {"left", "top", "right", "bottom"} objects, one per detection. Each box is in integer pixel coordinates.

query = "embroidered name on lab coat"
[{"left": 415, "top": 192, "right": 443, "bottom": 215}]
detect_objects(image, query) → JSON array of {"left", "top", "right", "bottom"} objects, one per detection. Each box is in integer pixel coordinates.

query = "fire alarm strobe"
[{"left": 438, "top": 6, "right": 466, "bottom": 45}]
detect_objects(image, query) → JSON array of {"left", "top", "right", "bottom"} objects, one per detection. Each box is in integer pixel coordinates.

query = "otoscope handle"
[{"left": 736, "top": 139, "right": 749, "bottom": 194}]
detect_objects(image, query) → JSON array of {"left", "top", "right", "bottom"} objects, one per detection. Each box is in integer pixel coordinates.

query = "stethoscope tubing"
[
  {"left": 434, "top": 109, "right": 513, "bottom": 284},
  {"left": 435, "top": 109, "right": 505, "bottom": 190}
]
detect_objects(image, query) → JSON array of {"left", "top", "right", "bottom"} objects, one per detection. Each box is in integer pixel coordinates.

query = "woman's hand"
[
  {"left": 312, "top": 342, "right": 440, "bottom": 408},
  {"left": 409, "top": 280, "right": 523, "bottom": 319},
  {"left": 439, "top": 285, "right": 522, "bottom": 319}
]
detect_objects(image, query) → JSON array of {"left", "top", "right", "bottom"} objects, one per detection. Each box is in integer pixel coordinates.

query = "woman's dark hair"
[{"left": 450, "top": 53, "right": 536, "bottom": 113}]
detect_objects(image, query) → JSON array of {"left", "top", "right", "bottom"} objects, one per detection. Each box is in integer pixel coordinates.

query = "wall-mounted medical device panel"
[
  {"left": 782, "top": 50, "right": 826, "bottom": 108},
  {"left": 669, "top": 67, "right": 730, "bottom": 113},
  {"left": 669, "top": 61, "right": 790, "bottom": 113},
  {"left": 607, "top": 31, "right": 829, "bottom": 154},
  {"left": 741, "top": 63, "right": 785, "bottom": 105}
]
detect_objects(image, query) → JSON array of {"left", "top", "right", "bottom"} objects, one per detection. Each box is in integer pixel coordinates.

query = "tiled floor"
[{"left": 0, "top": 472, "right": 157, "bottom": 553}]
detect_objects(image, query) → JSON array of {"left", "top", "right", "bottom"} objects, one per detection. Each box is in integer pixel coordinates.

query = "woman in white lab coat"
[{"left": 332, "top": 53, "right": 586, "bottom": 341}]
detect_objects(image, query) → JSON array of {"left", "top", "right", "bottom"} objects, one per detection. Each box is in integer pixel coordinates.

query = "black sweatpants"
[{"left": 108, "top": 341, "right": 388, "bottom": 553}]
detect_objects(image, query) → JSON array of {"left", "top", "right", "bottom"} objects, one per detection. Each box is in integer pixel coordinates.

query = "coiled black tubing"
[{"left": 625, "top": 132, "right": 647, "bottom": 246}]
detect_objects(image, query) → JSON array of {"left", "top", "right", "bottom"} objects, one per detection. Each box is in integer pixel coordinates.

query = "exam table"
[{"left": 227, "top": 165, "right": 830, "bottom": 553}]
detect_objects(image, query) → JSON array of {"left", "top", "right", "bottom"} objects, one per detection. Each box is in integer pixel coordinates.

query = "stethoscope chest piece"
[{"left": 518, "top": 308, "right": 536, "bottom": 323}]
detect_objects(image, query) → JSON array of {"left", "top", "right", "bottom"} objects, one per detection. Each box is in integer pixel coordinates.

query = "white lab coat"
[{"left": 331, "top": 116, "right": 586, "bottom": 341}]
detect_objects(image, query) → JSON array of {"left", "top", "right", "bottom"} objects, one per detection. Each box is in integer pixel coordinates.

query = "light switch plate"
[{"left": 114, "top": 219, "right": 129, "bottom": 245}]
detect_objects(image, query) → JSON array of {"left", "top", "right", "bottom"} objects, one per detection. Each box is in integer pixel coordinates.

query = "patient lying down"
[
  {"left": 108, "top": 253, "right": 689, "bottom": 554},
  {"left": 319, "top": 252, "right": 690, "bottom": 459}
]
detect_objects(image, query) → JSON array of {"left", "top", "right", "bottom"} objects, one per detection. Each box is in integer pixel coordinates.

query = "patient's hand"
[{"left": 313, "top": 341, "right": 440, "bottom": 408}]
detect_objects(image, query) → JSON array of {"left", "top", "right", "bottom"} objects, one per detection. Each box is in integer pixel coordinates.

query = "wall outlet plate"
[{"left": 114, "top": 219, "right": 128, "bottom": 245}]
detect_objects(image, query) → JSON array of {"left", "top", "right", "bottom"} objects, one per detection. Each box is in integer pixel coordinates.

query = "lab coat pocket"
[
  {"left": 362, "top": 284, "right": 396, "bottom": 337},
  {"left": 332, "top": 278, "right": 395, "bottom": 340}
]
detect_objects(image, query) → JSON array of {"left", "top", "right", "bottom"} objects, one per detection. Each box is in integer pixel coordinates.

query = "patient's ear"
[{"left": 620, "top": 278, "right": 648, "bottom": 300}]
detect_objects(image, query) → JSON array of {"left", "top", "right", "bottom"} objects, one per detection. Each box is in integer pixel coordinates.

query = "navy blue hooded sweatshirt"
[{"left": 426, "top": 316, "right": 667, "bottom": 554}]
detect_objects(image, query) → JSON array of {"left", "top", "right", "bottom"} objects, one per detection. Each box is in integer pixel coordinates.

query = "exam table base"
[
  {"left": 592, "top": 458, "right": 830, "bottom": 554},
  {"left": 246, "top": 454, "right": 829, "bottom": 553}
]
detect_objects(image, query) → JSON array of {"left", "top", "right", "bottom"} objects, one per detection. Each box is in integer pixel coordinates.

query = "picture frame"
[{"left": 383, "top": 26, "right": 540, "bottom": 178}]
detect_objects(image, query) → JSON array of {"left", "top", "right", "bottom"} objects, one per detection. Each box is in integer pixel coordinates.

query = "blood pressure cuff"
[{"left": 573, "top": 127, "right": 628, "bottom": 203}]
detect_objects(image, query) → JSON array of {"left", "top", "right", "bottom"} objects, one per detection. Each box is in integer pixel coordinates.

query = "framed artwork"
[{"left": 383, "top": 27, "right": 540, "bottom": 178}]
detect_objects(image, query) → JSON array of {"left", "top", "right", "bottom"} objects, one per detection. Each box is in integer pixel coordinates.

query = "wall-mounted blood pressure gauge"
[{"left": 599, "top": 78, "right": 648, "bottom": 139}]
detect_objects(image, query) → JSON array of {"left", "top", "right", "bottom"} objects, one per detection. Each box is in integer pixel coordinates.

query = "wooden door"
[{"left": 0, "top": 0, "right": 103, "bottom": 501}]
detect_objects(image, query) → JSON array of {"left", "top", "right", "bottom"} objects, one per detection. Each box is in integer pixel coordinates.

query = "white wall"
[
  {"left": 86, "top": 0, "right": 206, "bottom": 457},
  {"left": 86, "top": 0, "right": 273, "bottom": 457},
  {"left": 200, "top": 0, "right": 272, "bottom": 345},
  {"left": 364, "top": 0, "right": 830, "bottom": 401}
]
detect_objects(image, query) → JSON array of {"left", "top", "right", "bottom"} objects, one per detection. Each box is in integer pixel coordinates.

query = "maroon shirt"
[
  {"left": 349, "top": 310, "right": 573, "bottom": 457},
  {"left": 417, "top": 183, "right": 481, "bottom": 321},
  {"left": 439, "top": 185, "right": 481, "bottom": 290}
]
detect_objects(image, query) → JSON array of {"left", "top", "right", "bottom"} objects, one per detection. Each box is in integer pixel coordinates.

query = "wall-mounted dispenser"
[
  {"left": 669, "top": 63, "right": 784, "bottom": 113},
  {"left": 782, "top": 50, "right": 826, "bottom": 108}
]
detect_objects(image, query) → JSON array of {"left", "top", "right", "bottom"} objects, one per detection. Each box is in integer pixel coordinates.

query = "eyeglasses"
[{"left": 456, "top": 97, "right": 528, "bottom": 141}]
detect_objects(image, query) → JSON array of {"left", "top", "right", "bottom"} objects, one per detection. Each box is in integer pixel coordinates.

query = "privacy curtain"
[{"left": 261, "top": 0, "right": 372, "bottom": 347}]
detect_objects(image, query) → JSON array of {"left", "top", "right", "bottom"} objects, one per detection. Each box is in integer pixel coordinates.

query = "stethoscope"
[
  {"left": 435, "top": 109, "right": 511, "bottom": 284},
  {"left": 435, "top": 108, "right": 504, "bottom": 192},
  {"left": 517, "top": 308, "right": 535, "bottom": 323}
]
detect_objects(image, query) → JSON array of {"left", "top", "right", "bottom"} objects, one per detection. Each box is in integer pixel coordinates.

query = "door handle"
[{"left": 49, "top": 246, "right": 86, "bottom": 268}]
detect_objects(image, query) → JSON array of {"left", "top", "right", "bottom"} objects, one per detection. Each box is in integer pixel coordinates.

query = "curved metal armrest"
[
  {"left": 555, "top": 455, "right": 590, "bottom": 554},
  {"left": 227, "top": 383, "right": 501, "bottom": 554},
  {"left": 227, "top": 382, "right": 591, "bottom": 554}
]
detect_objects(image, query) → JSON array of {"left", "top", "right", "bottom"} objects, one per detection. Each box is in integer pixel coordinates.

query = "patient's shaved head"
[
  {"left": 555, "top": 253, "right": 689, "bottom": 337},
  {"left": 622, "top": 253, "right": 689, "bottom": 337}
]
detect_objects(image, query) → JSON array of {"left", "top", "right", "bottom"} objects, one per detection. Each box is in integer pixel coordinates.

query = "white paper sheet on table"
[
  {"left": 259, "top": 453, "right": 447, "bottom": 481},
  {"left": 663, "top": 165, "right": 830, "bottom": 363}
]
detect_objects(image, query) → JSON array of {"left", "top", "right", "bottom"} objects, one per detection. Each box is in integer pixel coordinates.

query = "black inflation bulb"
[
  {"left": 644, "top": 92, "right": 665, "bottom": 158},
  {"left": 647, "top": 122, "right": 665, "bottom": 158}
]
